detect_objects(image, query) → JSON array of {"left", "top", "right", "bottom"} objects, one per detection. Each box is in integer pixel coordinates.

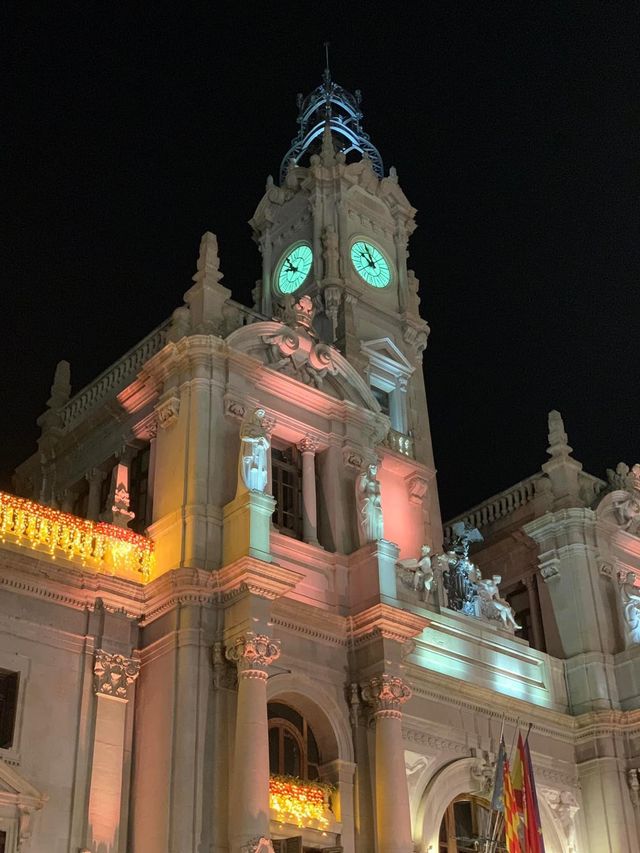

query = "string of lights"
[
  {"left": 0, "top": 491, "right": 155, "bottom": 580},
  {"left": 269, "top": 775, "right": 334, "bottom": 829}
]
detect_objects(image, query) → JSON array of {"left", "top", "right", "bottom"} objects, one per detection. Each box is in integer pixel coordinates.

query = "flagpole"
[
  {"left": 491, "top": 717, "right": 519, "bottom": 851},
  {"left": 486, "top": 714, "right": 506, "bottom": 850}
]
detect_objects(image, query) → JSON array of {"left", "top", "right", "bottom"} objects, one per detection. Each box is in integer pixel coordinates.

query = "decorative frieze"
[
  {"left": 362, "top": 673, "right": 411, "bottom": 719},
  {"left": 93, "top": 650, "right": 140, "bottom": 699},
  {"left": 225, "top": 632, "right": 281, "bottom": 680}
]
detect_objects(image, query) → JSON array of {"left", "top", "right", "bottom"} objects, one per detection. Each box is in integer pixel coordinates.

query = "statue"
[
  {"left": 237, "top": 408, "right": 270, "bottom": 495},
  {"left": 397, "top": 545, "right": 434, "bottom": 601},
  {"left": 356, "top": 463, "right": 384, "bottom": 545},
  {"left": 476, "top": 575, "right": 521, "bottom": 631},
  {"left": 621, "top": 572, "right": 640, "bottom": 645}
]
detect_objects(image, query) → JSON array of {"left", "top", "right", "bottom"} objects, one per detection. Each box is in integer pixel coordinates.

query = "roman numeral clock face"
[
  {"left": 351, "top": 241, "right": 391, "bottom": 288},
  {"left": 276, "top": 243, "right": 313, "bottom": 294}
]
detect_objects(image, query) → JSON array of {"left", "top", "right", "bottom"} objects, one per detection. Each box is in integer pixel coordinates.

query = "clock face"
[
  {"left": 351, "top": 241, "right": 391, "bottom": 288},
  {"left": 276, "top": 243, "right": 313, "bottom": 294}
]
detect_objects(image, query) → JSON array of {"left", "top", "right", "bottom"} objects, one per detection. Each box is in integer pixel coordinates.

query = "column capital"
[
  {"left": 225, "top": 632, "right": 281, "bottom": 680},
  {"left": 93, "top": 650, "right": 140, "bottom": 699},
  {"left": 298, "top": 433, "right": 320, "bottom": 454},
  {"left": 362, "top": 673, "right": 411, "bottom": 719}
]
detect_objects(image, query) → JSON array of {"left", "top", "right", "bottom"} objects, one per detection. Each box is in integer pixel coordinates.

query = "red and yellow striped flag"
[{"left": 503, "top": 754, "right": 523, "bottom": 853}]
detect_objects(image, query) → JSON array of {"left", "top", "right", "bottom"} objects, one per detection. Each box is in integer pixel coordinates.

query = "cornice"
[
  {"left": 271, "top": 597, "right": 348, "bottom": 647},
  {"left": 216, "top": 556, "right": 304, "bottom": 602},
  {"left": 349, "top": 602, "right": 429, "bottom": 645}
]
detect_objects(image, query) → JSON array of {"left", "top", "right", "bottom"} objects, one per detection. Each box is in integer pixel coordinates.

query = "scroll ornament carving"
[
  {"left": 406, "top": 474, "right": 428, "bottom": 506},
  {"left": 362, "top": 674, "right": 411, "bottom": 719},
  {"left": 263, "top": 295, "right": 341, "bottom": 387},
  {"left": 540, "top": 788, "right": 579, "bottom": 851},
  {"left": 225, "top": 632, "right": 281, "bottom": 679},
  {"left": 156, "top": 395, "right": 180, "bottom": 429},
  {"left": 225, "top": 398, "right": 247, "bottom": 420},
  {"left": 604, "top": 462, "right": 640, "bottom": 532},
  {"left": 94, "top": 650, "right": 140, "bottom": 698}
]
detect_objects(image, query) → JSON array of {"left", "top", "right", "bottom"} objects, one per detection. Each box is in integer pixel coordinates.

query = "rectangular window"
[
  {"left": 370, "top": 384, "right": 390, "bottom": 416},
  {"left": 271, "top": 446, "right": 302, "bottom": 539},
  {"left": 129, "top": 445, "right": 151, "bottom": 533},
  {"left": 0, "top": 670, "right": 19, "bottom": 750}
]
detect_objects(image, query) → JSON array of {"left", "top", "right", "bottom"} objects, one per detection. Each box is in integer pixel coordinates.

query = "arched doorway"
[{"left": 438, "top": 793, "right": 504, "bottom": 852}]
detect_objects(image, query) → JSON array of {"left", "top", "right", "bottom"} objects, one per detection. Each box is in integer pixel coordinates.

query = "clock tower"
[{"left": 249, "top": 68, "right": 436, "bottom": 502}]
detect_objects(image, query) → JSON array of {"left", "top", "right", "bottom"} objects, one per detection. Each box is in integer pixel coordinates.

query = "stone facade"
[{"left": 0, "top": 73, "right": 638, "bottom": 853}]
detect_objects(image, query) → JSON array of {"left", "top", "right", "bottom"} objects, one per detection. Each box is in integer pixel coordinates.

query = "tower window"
[
  {"left": 0, "top": 670, "right": 19, "bottom": 750},
  {"left": 271, "top": 446, "right": 303, "bottom": 539}
]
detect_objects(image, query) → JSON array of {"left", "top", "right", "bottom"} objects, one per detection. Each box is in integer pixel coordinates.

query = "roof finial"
[{"left": 323, "top": 41, "right": 331, "bottom": 84}]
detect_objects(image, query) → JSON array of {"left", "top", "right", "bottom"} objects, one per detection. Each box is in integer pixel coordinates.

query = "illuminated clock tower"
[{"left": 249, "top": 68, "right": 439, "bottom": 542}]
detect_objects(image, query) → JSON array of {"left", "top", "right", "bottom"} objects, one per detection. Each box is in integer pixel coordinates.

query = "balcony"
[
  {"left": 382, "top": 428, "right": 414, "bottom": 458},
  {"left": 269, "top": 775, "right": 338, "bottom": 834},
  {"left": 0, "top": 491, "right": 155, "bottom": 581}
]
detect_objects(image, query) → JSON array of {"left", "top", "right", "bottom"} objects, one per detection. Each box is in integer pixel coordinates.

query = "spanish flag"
[{"left": 503, "top": 752, "right": 523, "bottom": 853}]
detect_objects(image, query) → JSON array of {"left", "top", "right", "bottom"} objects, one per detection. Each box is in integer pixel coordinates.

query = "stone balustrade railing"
[
  {"left": 443, "top": 473, "right": 542, "bottom": 541},
  {"left": 61, "top": 319, "right": 171, "bottom": 430},
  {"left": 383, "top": 428, "right": 414, "bottom": 458},
  {"left": 269, "top": 775, "right": 337, "bottom": 832}
]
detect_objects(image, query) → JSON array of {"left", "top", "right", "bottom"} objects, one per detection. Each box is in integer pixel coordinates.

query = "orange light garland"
[
  {"left": 269, "top": 775, "right": 334, "bottom": 829},
  {"left": 0, "top": 491, "right": 154, "bottom": 580}
]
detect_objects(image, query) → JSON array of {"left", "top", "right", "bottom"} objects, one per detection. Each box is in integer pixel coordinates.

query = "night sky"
[{"left": 2, "top": 3, "right": 638, "bottom": 518}]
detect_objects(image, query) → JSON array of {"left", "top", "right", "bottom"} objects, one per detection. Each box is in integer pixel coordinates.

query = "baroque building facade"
[{"left": 0, "top": 74, "right": 639, "bottom": 853}]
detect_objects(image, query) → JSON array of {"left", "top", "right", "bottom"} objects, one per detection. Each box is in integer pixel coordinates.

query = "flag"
[
  {"left": 490, "top": 737, "right": 506, "bottom": 812},
  {"left": 512, "top": 733, "right": 526, "bottom": 815},
  {"left": 503, "top": 753, "right": 523, "bottom": 853},
  {"left": 523, "top": 736, "right": 546, "bottom": 853}
]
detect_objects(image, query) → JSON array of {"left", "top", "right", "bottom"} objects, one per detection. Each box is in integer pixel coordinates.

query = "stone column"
[
  {"left": 86, "top": 468, "right": 106, "bottom": 521},
  {"left": 226, "top": 632, "right": 281, "bottom": 853},
  {"left": 363, "top": 674, "right": 413, "bottom": 853},
  {"left": 86, "top": 650, "right": 139, "bottom": 853},
  {"left": 298, "top": 435, "right": 320, "bottom": 545}
]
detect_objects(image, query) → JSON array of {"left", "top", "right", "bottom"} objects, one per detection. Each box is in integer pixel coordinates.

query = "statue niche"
[{"left": 237, "top": 407, "right": 270, "bottom": 497}]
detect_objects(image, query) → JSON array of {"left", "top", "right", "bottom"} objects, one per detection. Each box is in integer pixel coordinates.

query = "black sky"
[{"left": 2, "top": 2, "right": 638, "bottom": 518}]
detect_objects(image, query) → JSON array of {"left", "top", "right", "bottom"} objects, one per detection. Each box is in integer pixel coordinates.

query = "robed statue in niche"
[
  {"left": 237, "top": 407, "right": 270, "bottom": 495},
  {"left": 356, "top": 462, "right": 384, "bottom": 545}
]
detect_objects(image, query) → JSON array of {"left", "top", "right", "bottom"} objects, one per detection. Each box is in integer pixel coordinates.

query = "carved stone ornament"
[
  {"left": 224, "top": 397, "right": 247, "bottom": 420},
  {"left": 156, "top": 394, "right": 180, "bottom": 429},
  {"left": 263, "top": 295, "right": 341, "bottom": 387},
  {"left": 620, "top": 571, "right": 640, "bottom": 647},
  {"left": 628, "top": 768, "right": 640, "bottom": 807},
  {"left": 342, "top": 446, "right": 365, "bottom": 470},
  {"left": 94, "top": 650, "right": 140, "bottom": 699},
  {"left": 540, "top": 788, "right": 579, "bottom": 852},
  {"left": 298, "top": 434, "right": 320, "bottom": 454},
  {"left": 406, "top": 473, "right": 428, "bottom": 506},
  {"left": 471, "top": 747, "right": 497, "bottom": 794},
  {"left": 241, "top": 838, "right": 274, "bottom": 853},
  {"left": 397, "top": 545, "right": 434, "bottom": 602},
  {"left": 362, "top": 673, "right": 411, "bottom": 718},
  {"left": 225, "top": 632, "right": 281, "bottom": 679},
  {"left": 211, "top": 641, "right": 237, "bottom": 691}
]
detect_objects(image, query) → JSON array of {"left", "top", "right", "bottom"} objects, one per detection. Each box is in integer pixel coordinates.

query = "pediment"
[
  {"left": 0, "top": 759, "right": 46, "bottom": 806},
  {"left": 361, "top": 337, "right": 414, "bottom": 376},
  {"left": 226, "top": 321, "right": 381, "bottom": 412}
]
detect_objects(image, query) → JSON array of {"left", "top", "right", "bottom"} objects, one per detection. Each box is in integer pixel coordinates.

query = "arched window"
[
  {"left": 268, "top": 702, "right": 320, "bottom": 780},
  {"left": 439, "top": 795, "right": 504, "bottom": 853}
]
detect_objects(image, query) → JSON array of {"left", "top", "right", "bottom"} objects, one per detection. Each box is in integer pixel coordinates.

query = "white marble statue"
[
  {"left": 397, "top": 545, "right": 434, "bottom": 601},
  {"left": 621, "top": 572, "right": 640, "bottom": 645},
  {"left": 477, "top": 574, "right": 521, "bottom": 631},
  {"left": 238, "top": 407, "right": 270, "bottom": 495},
  {"left": 356, "top": 463, "right": 384, "bottom": 545}
]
